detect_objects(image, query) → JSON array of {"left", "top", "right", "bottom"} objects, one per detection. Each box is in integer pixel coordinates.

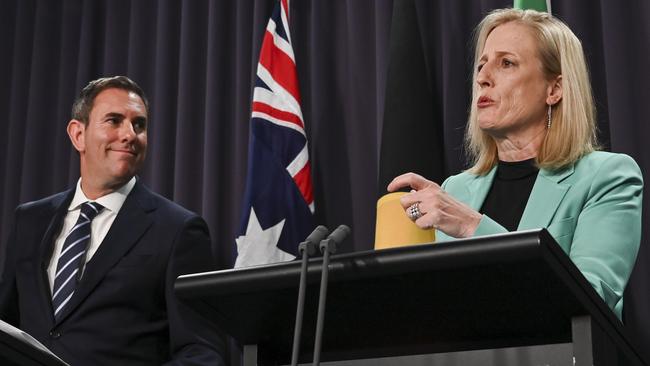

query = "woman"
[{"left": 387, "top": 8, "right": 643, "bottom": 320}]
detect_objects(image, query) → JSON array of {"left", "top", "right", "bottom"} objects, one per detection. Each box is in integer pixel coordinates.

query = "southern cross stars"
[{"left": 235, "top": 207, "right": 295, "bottom": 268}]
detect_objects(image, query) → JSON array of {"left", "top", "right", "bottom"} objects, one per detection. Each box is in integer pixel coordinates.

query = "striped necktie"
[{"left": 52, "top": 201, "right": 103, "bottom": 319}]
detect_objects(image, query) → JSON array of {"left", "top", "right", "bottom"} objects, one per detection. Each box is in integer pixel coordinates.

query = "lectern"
[{"left": 175, "top": 229, "right": 646, "bottom": 366}]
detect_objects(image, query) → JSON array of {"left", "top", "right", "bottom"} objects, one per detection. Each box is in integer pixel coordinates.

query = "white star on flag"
[{"left": 235, "top": 207, "right": 296, "bottom": 268}]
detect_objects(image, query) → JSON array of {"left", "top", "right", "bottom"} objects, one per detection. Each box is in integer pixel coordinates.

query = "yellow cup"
[{"left": 374, "top": 192, "right": 435, "bottom": 250}]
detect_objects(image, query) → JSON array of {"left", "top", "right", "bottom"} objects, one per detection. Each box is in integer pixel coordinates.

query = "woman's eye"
[{"left": 502, "top": 59, "right": 514, "bottom": 67}]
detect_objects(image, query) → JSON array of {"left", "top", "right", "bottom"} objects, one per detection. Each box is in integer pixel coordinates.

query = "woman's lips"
[{"left": 477, "top": 96, "right": 494, "bottom": 108}]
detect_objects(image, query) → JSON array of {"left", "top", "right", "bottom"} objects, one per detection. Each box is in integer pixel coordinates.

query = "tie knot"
[{"left": 80, "top": 201, "right": 104, "bottom": 222}]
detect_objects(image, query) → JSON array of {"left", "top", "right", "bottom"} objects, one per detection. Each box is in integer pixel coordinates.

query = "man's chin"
[
  {"left": 110, "top": 167, "right": 140, "bottom": 184},
  {"left": 108, "top": 175, "right": 134, "bottom": 188}
]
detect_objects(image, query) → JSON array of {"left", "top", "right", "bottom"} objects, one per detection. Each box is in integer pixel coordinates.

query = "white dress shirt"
[{"left": 47, "top": 177, "right": 136, "bottom": 293}]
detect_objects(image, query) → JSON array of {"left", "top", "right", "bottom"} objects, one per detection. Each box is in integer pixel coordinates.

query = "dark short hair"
[{"left": 71, "top": 76, "right": 149, "bottom": 124}]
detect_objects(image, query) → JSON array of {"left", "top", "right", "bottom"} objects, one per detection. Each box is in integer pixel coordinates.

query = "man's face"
[{"left": 70, "top": 88, "right": 148, "bottom": 193}]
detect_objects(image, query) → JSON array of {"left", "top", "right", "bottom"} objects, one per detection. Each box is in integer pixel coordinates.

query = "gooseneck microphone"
[
  {"left": 301, "top": 226, "right": 330, "bottom": 256},
  {"left": 290, "top": 225, "right": 330, "bottom": 366},
  {"left": 313, "top": 225, "right": 351, "bottom": 366}
]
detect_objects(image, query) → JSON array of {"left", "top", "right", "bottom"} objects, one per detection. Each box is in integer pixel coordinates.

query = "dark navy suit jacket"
[{"left": 0, "top": 181, "right": 226, "bottom": 365}]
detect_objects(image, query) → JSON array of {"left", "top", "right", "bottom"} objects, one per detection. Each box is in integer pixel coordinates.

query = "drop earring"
[{"left": 547, "top": 104, "right": 552, "bottom": 129}]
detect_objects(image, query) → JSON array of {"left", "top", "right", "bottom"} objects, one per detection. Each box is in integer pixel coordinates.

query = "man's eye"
[
  {"left": 502, "top": 59, "right": 514, "bottom": 67},
  {"left": 133, "top": 119, "right": 147, "bottom": 132}
]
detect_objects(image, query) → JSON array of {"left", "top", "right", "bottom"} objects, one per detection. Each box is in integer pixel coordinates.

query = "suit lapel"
[
  {"left": 54, "top": 182, "right": 156, "bottom": 324},
  {"left": 38, "top": 191, "right": 74, "bottom": 322},
  {"left": 465, "top": 167, "right": 497, "bottom": 210},
  {"left": 518, "top": 164, "right": 575, "bottom": 230}
]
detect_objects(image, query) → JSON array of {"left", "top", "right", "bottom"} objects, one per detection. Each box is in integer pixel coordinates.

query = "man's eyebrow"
[{"left": 104, "top": 112, "right": 125, "bottom": 119}]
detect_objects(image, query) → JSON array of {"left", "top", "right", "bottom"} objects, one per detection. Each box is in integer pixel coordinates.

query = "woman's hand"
[{"left": 387, "top": 172, "right": 483, "bottom": 238}]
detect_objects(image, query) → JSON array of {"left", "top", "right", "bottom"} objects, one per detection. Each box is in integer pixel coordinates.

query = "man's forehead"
[{"left": 91, "top": 88, "right": 147, "bottom": 117}]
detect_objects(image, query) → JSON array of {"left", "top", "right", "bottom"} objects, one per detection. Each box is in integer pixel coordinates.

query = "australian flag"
[{"left": 235, "top": 0, "right": 315, "bottom": 268}]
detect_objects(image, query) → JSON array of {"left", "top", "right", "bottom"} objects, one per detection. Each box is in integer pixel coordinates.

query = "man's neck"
[{"left": 80, "top": 177, "right": 133, "bottom": 200}]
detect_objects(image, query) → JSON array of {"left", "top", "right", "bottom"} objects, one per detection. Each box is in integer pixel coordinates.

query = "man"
[{"left": 0, "top": 76, "right": 226, "bottom": 365}]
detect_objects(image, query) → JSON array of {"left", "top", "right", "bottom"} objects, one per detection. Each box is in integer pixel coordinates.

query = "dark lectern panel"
[{"left": 176, "top": 230, "right": 641, "bottom": 365}]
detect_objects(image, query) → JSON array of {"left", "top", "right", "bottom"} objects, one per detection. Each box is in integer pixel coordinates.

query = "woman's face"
[{"left": 475, "top": 22, "right": 552, "bottom": 138}]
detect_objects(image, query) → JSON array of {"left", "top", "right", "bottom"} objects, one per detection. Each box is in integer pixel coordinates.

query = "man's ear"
[
  {"left": 546, "top": 75, "right": 563, "bottom": 106},
  {"left": 67, "top": 119, "right": 86, "bottom": 153}
]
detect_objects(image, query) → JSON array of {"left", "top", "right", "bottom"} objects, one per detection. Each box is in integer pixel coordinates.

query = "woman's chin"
[{"left": 478, "top": 120, "right": 498, "bottom": 132}]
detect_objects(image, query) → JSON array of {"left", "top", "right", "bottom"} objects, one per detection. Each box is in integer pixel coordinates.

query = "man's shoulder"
[
  {"left": 131, "top": 182, "right": 199, "bottom": 221},
  {"left": 17, "top": 190, "right": 71, "bottom": 214}
]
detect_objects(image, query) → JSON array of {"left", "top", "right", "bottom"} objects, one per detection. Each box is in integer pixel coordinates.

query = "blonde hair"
[{"left": 466, "top": 8, "right": 598, "bottom": 174}]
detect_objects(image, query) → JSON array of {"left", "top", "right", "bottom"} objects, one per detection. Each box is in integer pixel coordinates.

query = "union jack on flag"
[{"left": 235, "top": 0, "right": 315, "bottom": 268}]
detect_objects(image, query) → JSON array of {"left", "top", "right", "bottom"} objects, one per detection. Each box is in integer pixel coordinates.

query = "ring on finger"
[{"left": 407, "top": 202, "right": 423, "bottom": 221}]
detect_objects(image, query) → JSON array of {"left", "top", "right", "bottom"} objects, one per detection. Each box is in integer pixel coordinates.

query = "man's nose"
[{"left": 119, "top": 121, "right": 137, "bottom": 142}]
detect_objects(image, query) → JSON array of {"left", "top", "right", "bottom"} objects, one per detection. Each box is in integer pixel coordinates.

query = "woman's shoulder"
[
  {"left": 568, "top": 151, "right": 643, "bottom": 188},
  {"left": 575, "top": 151, "right": 641, "bottom": 174},
  {"left": 441, "top": 168, "right": 486, "bottom": 189}
]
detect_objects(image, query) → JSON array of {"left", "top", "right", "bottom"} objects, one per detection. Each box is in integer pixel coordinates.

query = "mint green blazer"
[{"left": 437, "top": 151, "right": 643, "bottom": 319}]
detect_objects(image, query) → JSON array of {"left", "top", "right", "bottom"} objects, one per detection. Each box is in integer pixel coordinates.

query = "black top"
[{"left": 480, "top": 159, "right": 539, "bottom": 232}]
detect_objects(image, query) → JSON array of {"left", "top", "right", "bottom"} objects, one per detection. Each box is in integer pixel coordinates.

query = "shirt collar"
[{"left": 69, "top": 176, "right": 137, "bottom": 213}]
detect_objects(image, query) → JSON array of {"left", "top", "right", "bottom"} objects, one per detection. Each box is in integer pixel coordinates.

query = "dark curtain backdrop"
[{"left": 1, "top": 0, "right": 648, "bottom": 362}]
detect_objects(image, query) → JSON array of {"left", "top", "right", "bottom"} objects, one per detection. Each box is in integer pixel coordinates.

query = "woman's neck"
[{"left": 493, "top": 125, "right": 546, "bottom": 162}]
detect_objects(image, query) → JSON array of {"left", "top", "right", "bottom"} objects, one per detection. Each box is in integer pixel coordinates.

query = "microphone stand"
[
  {"left": 290, "top": 226, "right": 329, "bottom": 366},
  {"left": 312, "top": 225, "right": 350, "bottom": 366}
]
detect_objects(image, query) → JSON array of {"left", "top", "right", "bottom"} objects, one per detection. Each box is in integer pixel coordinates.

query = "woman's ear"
[
  {"left": 67, "top": 119, "right": 86, "bottom": 153},
  {"left": 546, "top": 75, "right": 563, "bottom": 106}
]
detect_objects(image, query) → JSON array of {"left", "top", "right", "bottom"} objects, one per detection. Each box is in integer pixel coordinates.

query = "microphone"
[
  {"left": 290, "top": 225, "right": 330, "bottom": 366},
  {"left": 319, "top": 225, "right": 351, "bottom": 254},
  {"left": 313, "top": 225, "right": 351, "bottom": 366},
  {"left": 299, "top": 225, "right": 329, "bottom": 256}
]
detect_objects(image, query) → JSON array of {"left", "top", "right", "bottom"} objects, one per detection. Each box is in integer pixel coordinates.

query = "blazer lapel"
[
  {"left": 518, "top": 164, "right": 575, "bottom": 230},
  {"left": 38, "top": 191, "right": 74, "bottom": 321},
  {"left": 465, "top": 167, "right": 497, "bottom": 210},
  {"left": 54, "top": 182, "right": 156, "bottom": 324}
]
